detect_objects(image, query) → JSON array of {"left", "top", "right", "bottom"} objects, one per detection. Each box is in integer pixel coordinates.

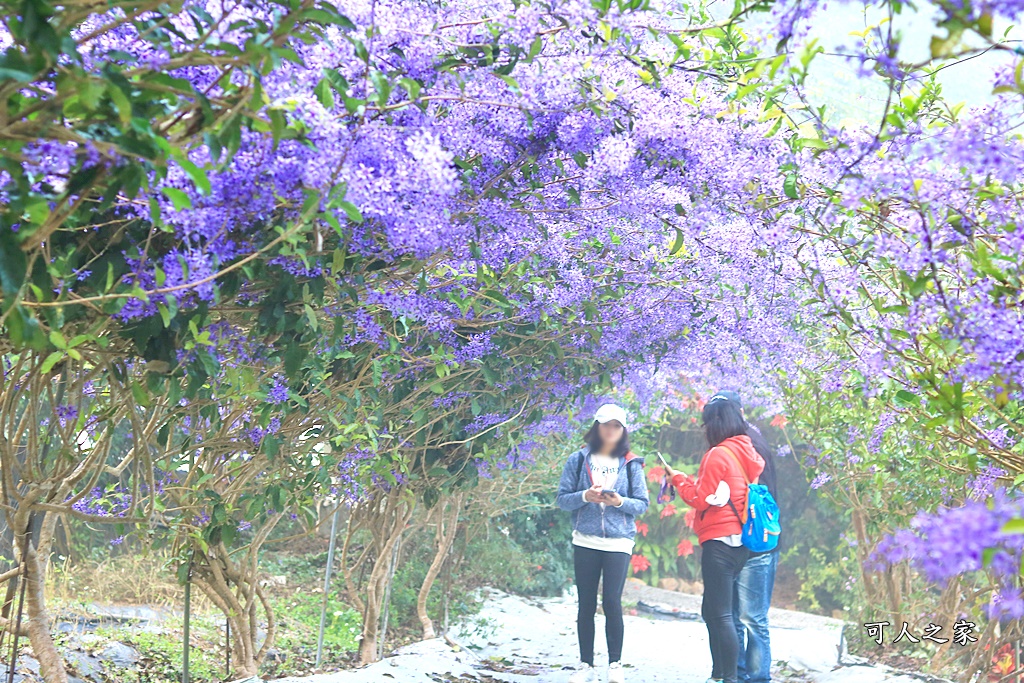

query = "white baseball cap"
[{"left": 594, "top": 404, "right": 629, "bottom": 428}]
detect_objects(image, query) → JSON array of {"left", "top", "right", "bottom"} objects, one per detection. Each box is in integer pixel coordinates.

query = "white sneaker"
[
  {"left": 568, "top": 662, "right": 596, "bottom": 683},
  {"left": 608, "top": 661, "right": 625, "bottom": 683}
]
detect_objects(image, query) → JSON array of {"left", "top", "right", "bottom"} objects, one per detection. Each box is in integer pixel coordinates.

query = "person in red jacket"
[{"left": 665, "top": 396, "right": 765, "bottom": 683}]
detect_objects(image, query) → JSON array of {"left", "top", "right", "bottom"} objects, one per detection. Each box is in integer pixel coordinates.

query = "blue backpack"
[{"left": 722, "top": 445, "right": 781, "bottom": 553}]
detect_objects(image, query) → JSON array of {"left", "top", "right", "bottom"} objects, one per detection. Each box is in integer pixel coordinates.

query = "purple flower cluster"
[
  {"left": 268, "top": 376, "right": 289, "bottom": 404},
  {"left": 433, "top": 392, "right": 472, "bottom": 409},
  {"left": 871, "top": 493, "right": 1024, "bottom": 620},
  {"left": 867, "top": 412, "right": 897, "bottom": 453},
  {"left": 245, "top": 416, "right": 281, "bottom": 446},
  {"left": 809, "top": 472, "right": 832, "bottom": 489},
  {"left": 450, "top": 333, "right": 496, "bottom": 365},
  {"left": 335, "top": 447, "right": 377, "bottom": 504},
  {"left": 968, "top": 465, "right": 1008, "bottom": 501},
  {"left": 464, "top": 412, "right": 510, "bottom": 437},
  {"left": 71, "top": 486, "right": 132, "bottom": 518},
  {"left": 14, "top": 0, "right": 1024, "bottom": 625},
  {"left": 55, "top": 404, "right": 78, "bottom": 427}
]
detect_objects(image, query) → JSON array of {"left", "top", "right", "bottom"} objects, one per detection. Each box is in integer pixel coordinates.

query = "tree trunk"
[
  {"left": 417, "top": 493, "right": 461, "bottom": 640},
  {"left": 191, "top": 528, "right": 279, "bottom": 678},
  {"left": 850, "top": 507, "right": 879, "bottom": 604},
  {"left": 21, "top": 532, "right": 67, "bottom": 683},
  {"left": 357, "top": 490, "right": 413, "bottom": 665}
]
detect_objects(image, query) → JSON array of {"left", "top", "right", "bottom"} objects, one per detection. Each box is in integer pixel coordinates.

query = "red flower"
[
  {"left": 991, "top": 643, "right": 1014, "bottom": 679},
  {"left": 676, "top": 539, "right": 694, "bottom": 557},
  {"left": 770, "top": 414, "right": 788, "bottom": 429},
  {"left": 630, "top": 554, "right": 651, "bottom": 573},
  {"left": 684, "top": 508, "right": 697, "bottom": 529},
  {"left": 635, "top": 521, "right": 649, "bottom": 537},
  {"left": 660, "top": 503, "right": 677, "bottom": 519},
  {"left": 647, "top": 465, "right": 666, "bottom": 482}
]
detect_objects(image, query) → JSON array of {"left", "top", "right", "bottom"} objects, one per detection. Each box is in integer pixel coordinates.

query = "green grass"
[
  {"left": 272, "top": 590, "right": 361, "bottom": 653},
  {"left": 94, "top": 618, "right": 223, "bottom": 683}
]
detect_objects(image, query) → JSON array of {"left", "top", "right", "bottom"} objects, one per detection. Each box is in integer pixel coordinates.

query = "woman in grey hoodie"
[{"left": 556, "top": 404, "right": 649, "bottom": 683}]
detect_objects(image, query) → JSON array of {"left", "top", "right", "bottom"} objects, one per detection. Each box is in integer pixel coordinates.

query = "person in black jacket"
[{"left": 710, "top": 391, "right": 779, "bottom": 683}]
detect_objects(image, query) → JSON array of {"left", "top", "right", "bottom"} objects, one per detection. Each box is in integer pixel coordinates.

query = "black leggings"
[
  {"left": 701, "top": 540, "right": 750, "bottom": 683},
  {"left": 573, "top": 545, "right": 630, "bottom": 666}
]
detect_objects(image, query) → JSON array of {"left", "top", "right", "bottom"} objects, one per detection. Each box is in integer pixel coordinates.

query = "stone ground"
[
  {"left": 269, "top": 582, "right": 937, "bottom": 683},
  {"left": 2, "top": 605, "right": 169, "bottom": 683},
  {"left": 1, "top": 586, "right": 941, "bottom": 683}
]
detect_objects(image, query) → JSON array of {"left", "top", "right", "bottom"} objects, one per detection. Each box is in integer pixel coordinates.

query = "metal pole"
[
  {"left": 184, "top": 449, "right": 195, "bottom": 683},
  {"left": 225, "top": 617, "right": 230, "bottom": 679},
  {"left": 6, "top": 565, "right": 26, "bottom": 683},
  {"left": 7, "top": 518, "right": 31, "bottom": 683},
  {"left": 315, "top": 505, "right": 342, "bottom": 669},
  {"left": 0, "top": 572, "right": 13, "bottom": 663},
  {"left": 183, "top": 555, "right": 193, "bottom": 683}
]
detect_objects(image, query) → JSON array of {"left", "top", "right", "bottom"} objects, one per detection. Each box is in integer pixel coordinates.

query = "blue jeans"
[{"left": 733, "top": 551, "right": 777, "bottom": 683}]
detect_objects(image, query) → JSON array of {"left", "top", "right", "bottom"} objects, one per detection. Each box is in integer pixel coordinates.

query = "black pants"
[
  {"left": 574, "top": 545, "right": 630, "bottom": 666},
  {"left": 701, "top": 540, "right": 750, "bottom": 683}
]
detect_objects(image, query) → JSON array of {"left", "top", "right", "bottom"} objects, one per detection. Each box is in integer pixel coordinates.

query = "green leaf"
[
  {"left": 668, "top": 227, "right": 685, "bottom": 256},
  {"left": 324, "top": 211, "right": 344, "bottom": 237},
  {"left": 24, "top": 198, "right": 49, "bottom": 226},
  {"left": 131, "top": 381, "right": 151, "bottom": 407},
  {"left": 6, "top": 305, "right": 45, "bottom": 349},
  {"left": 157, "top": 303, "right": 172, "bottom": 328},
  {"left": 0, "top": 230, "right": 27, "bottom": 298},
  {"left": 893, "top": 389, "right": 917, "bottom": 407},
  {"left": 108, "top": 83, "right": 132, "bottom": 125},
  {"left": 494, "top": 73, "right": 520, "bottom": 94},
  {"left": 930, "top": 30, "right": 962, "bottom": 59},
  {"left": 795, "top": 137, "right": 829, "bottom": 150},
  {"left": 177, "top": 563, "right": 190, "bottom": 586},
  {"left": 783, "top": 173, "right": 799, "bottom": 199},
  {"left": 339, "top": 201, "right": 364, "bottom": 224},
  {"left": 161, "top": 187, "right": 193, "bottom": 211},
  {"left": 173, "top": 154, "right": 211, "bottom": 195},
  {"left": 304, "top": 303, "right": 318, "bottom": 331},
  {"left": 1002, "top": 519, "right": 1024, "bottom": 534},
  {"left": 315, "top": 77, "right": 335, "bottom": 109},
  {"left": 369, "top": 70, "right": 391, "bottom": 106},
  {"left": 398, "top": 77, "right": 421, "bottom": 100},
  {"left": 528, "top": 36, "right": 543, "bottom": 60},
  {"left": 39, "top": 351, "right": 64, "bottom": 374},
  {"left": 979, "top": 12, "right": 993, "bottom": 36}
]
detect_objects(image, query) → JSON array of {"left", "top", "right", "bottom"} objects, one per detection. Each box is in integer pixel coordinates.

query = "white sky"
[{"left": 705, "top": 0, "right": 1021, "bottom": 125}]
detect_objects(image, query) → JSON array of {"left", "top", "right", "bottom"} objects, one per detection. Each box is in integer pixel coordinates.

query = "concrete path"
[{"left": 271, "top": 582, "right": 862, "bottom": 683}]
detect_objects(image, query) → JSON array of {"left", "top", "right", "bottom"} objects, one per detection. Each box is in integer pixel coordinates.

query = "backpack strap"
[
  {"left": 621, "top": 451, "right": 643, "bottom": 500},
  {"left": 627, "top": 460, "right": 632, "bottom": 499},
  {"left": 578, "top": 451, "right": 593, "bottom": 490},
  {"left": 719, "top": 444, "right": 749, "bottom": 525},
  {"left": 719, "top": 444, "right": 749, "bottom": 484}
]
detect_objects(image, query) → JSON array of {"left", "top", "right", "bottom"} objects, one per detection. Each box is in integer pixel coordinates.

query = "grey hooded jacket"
[{"left": 555, "top": 447, "right": 649, "bottom": 540}]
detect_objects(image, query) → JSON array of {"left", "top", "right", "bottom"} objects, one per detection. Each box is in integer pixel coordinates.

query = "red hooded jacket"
[{"left": 671, "top": 435, "right": 765, "bottom": 545}]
